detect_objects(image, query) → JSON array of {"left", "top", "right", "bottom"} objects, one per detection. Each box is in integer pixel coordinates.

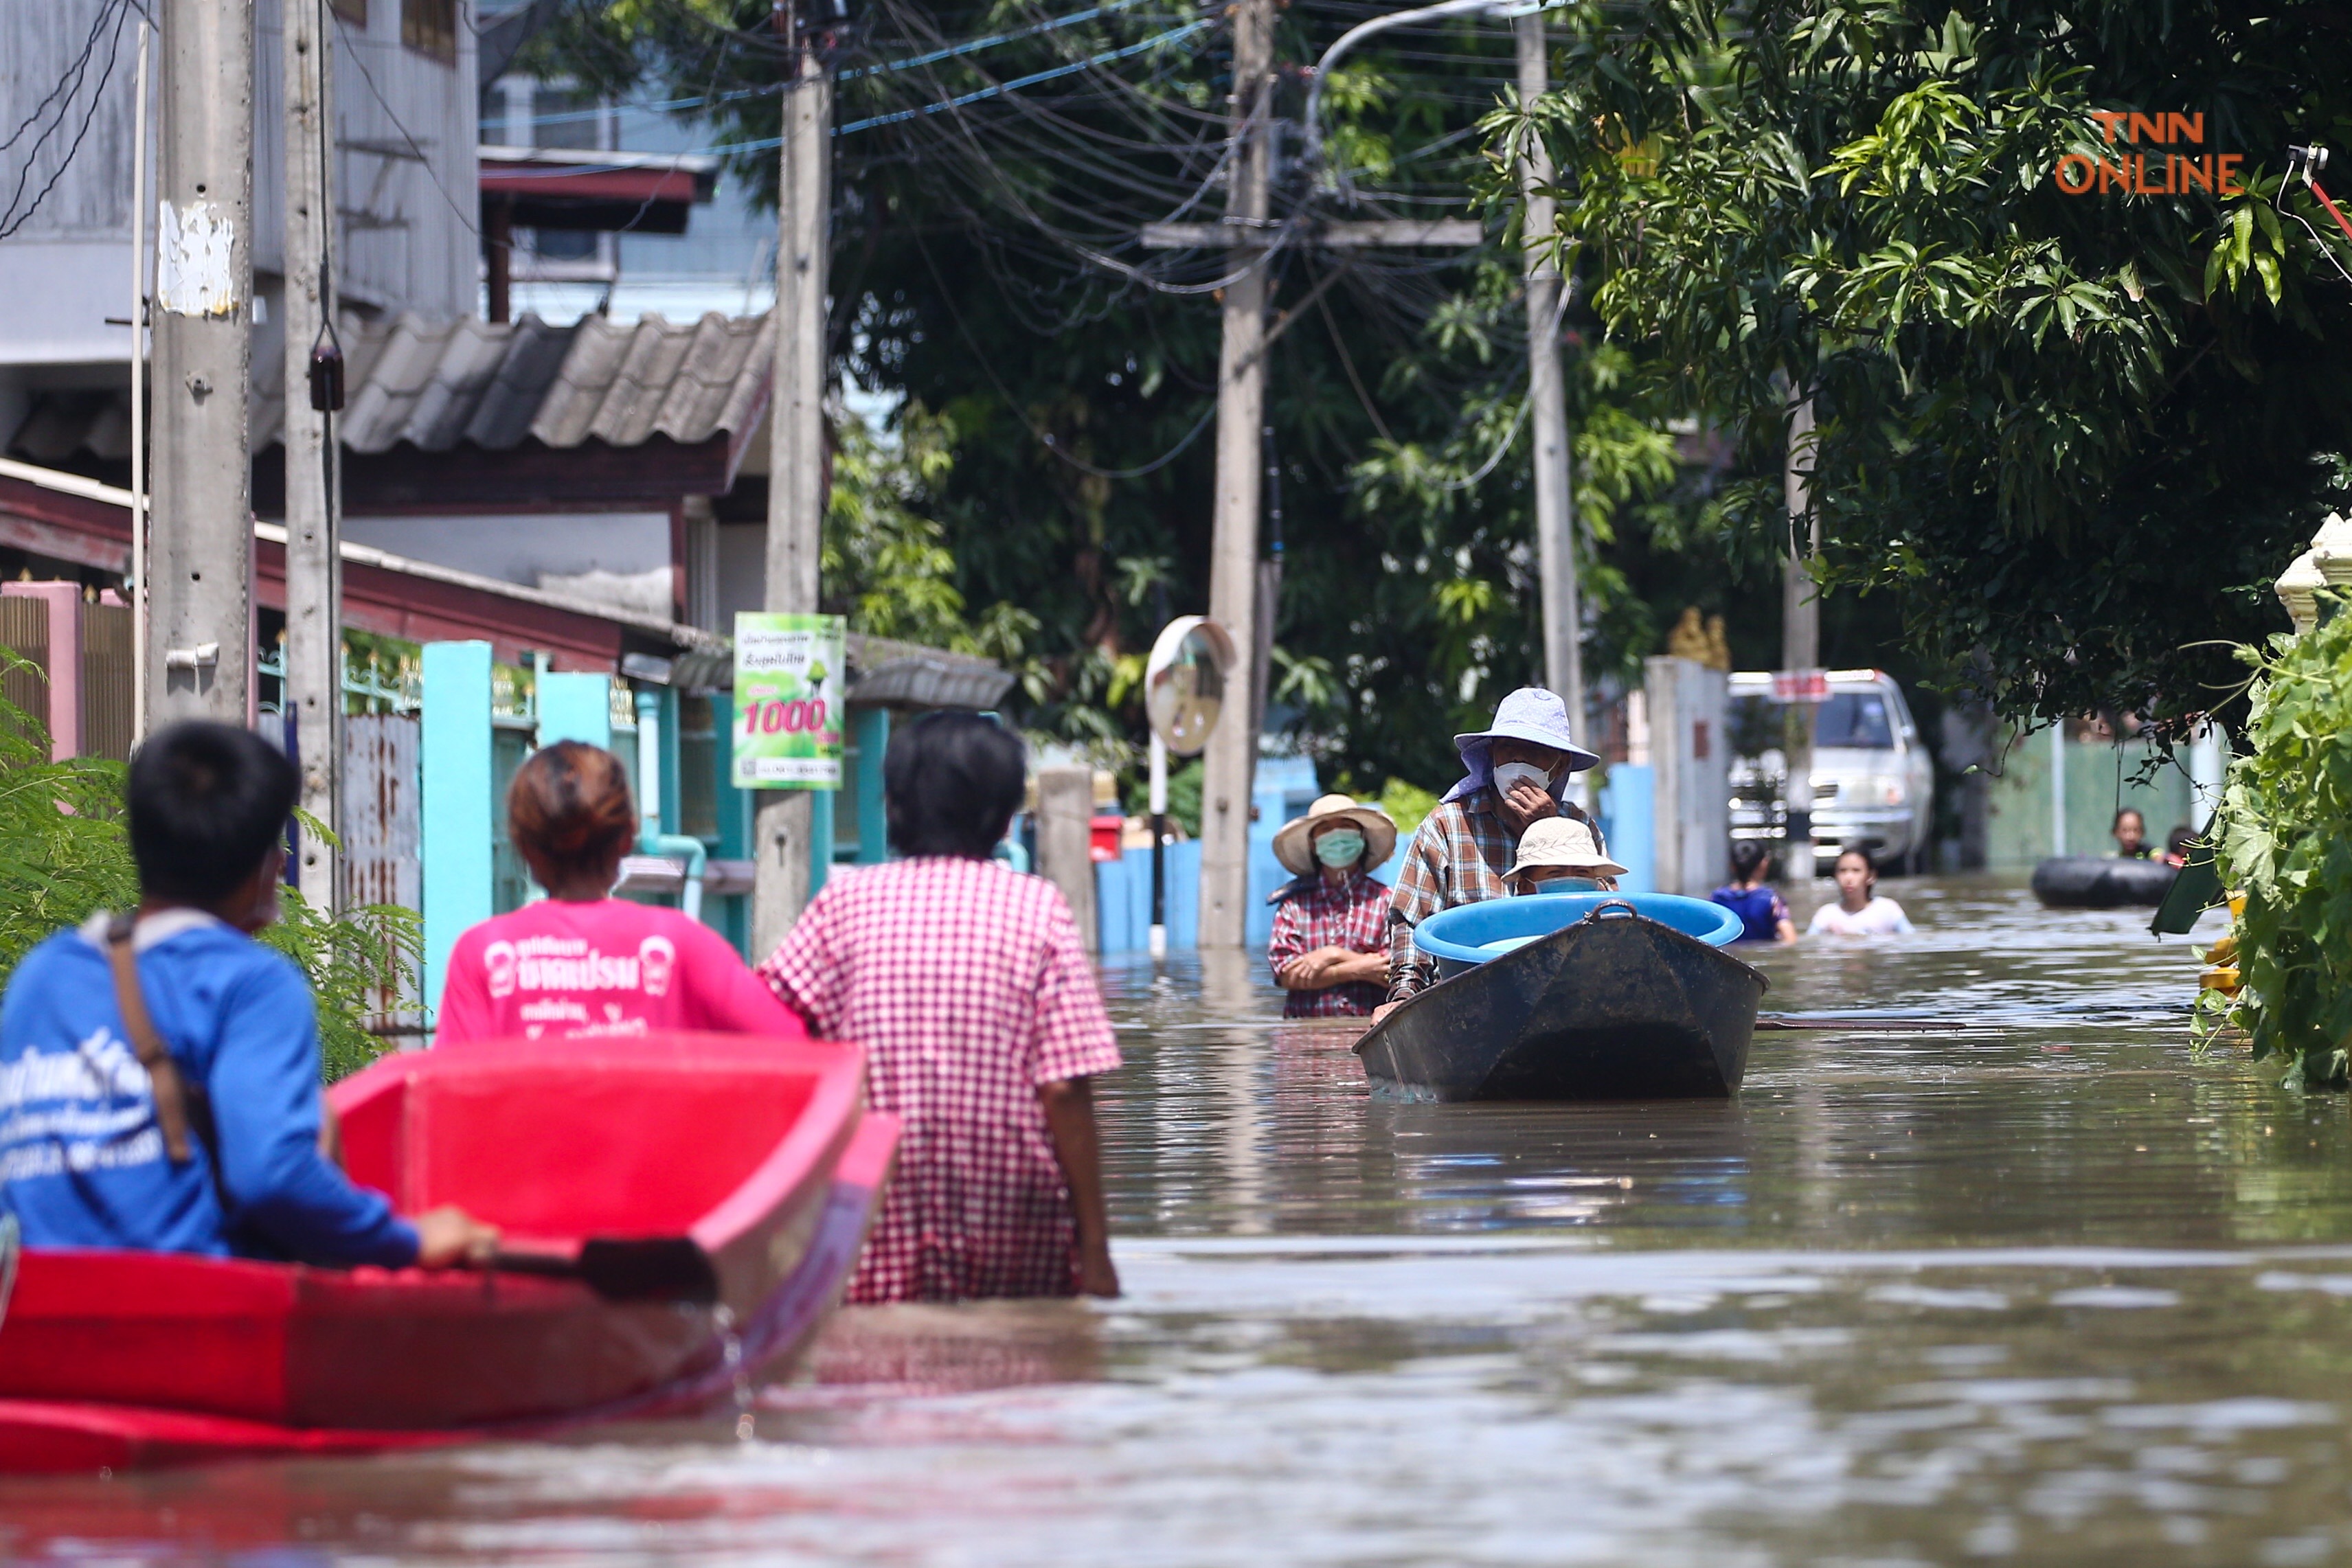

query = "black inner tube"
[{"left": 2031, "top": 856, "right": 2177, "bottom": 909}]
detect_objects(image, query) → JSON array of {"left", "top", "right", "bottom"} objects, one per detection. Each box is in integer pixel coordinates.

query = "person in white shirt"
[{"left": 1807, "top": 846, "right": 1914, "bottom": 937}]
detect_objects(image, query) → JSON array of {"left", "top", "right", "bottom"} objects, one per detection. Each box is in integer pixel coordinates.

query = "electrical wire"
[{"left": 915, "top": 229, "right": 1219, "bottom": 477}]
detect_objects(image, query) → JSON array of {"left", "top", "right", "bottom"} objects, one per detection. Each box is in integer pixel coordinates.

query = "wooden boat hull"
[
  {"left": 1356, "top": 909, "right": 1767, "bottom": 1102},
  {"left": 0, "top": 1108, "right": 898, "bottom": 1474},
  {"left": 0, "top": 1033, "right": 887, "bottom": 1448}
]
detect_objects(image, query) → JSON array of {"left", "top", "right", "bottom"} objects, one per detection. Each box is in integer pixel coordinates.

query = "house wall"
[
  {"left": 257, "top": 0, "right": 480, "bottom": 320},
  {"left": 343, "top": 510, "right": 672, "bottom": 601},
  {"left": 0, "top": 0, "right": 475, "bottom": 378}
]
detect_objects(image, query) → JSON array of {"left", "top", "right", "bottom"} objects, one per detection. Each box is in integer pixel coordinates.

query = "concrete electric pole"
[
  {"left": 152, "top": 0, "right": 256, "bottom": 724},
  {"left": 1149, "top": 0, "right": 1482, "bottom": 945},
  {"left": 752, "top": 10, "right": 833, "bottom": 956},
  {"left": 1193, "top": 0, "right": 1276, "bottom": 949},
  {"left": 1781, "top": 388, "right": 1819, "bottom": 870},
  {"left": 284, "top": 0, "right": 342, "bottom": 907},
  {"left": 1514, "top": 12, "right": 1582, "bottom": 747}
]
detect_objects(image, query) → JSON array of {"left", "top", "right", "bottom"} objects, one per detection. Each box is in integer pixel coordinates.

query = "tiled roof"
[
  {"left": 2, "top": 313, "right": 772, "bottom": 468},
  {"left": 251, "top": 310, "right": 773, "bottom": 455}
]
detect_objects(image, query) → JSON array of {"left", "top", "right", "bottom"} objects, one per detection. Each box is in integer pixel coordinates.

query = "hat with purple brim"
[
  {"left": 1504, "top": 817, "right": 1628, "bottom": 882},
  {"left": 1443, "top": 687, "right": 1601, "bottom": 804},
  {"left": 1271, "top": 793, "right": 1398, "bottom": 877}
]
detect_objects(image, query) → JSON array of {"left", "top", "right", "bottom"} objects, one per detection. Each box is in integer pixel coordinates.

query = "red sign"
[{"left": 1772, "top": 670, "right": 1831, "bottom": 703}]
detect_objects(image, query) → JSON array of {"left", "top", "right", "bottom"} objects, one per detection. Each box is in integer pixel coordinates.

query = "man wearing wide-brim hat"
[
  {"left": 1265, "top": 793, "right": 1398, "bottom": 1018},
  {"left": 1377, "top": 687, "right": 1607, "bottom": 1017}
]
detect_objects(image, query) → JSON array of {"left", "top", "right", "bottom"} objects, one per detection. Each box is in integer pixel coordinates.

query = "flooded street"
[{"left": 14, "top": 877, "right": 2352, "bottom": 1565}]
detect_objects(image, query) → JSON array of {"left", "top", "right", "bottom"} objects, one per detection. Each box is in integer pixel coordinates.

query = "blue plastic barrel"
[{"left": 1413, "top": 892, "right": 1743, "bottom": 979}]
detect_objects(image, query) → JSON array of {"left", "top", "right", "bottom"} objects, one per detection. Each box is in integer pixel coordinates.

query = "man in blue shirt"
[{"left": 0, "top": 721, "right": 495, "bottom": 1269}]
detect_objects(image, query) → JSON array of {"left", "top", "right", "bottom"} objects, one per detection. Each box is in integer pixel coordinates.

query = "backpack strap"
[{"left": 104, "top": 911, "right": 199, "bottom": 1166}]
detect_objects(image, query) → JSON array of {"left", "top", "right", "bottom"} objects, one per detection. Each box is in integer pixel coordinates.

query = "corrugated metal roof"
[{"left": 230, "top": 309, "right": 775, "bottom": 455}]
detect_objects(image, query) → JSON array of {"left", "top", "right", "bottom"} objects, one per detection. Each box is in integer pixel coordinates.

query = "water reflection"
[{"left": 12, "top": 875, "right": 2352, "bottom": 1567}]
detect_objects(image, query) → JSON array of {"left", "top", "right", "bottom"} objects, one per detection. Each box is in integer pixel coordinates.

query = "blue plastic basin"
[{"left": 1414, "top": 891, "right": 1743, "bottom": 979}]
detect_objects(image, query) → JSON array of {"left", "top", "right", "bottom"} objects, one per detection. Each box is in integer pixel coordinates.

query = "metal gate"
[{"left": 346, "top": 712, "right": 423, "bottom": 1038}]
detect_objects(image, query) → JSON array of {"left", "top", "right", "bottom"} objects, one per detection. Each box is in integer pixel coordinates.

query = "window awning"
[{"left": 478, "top": 146, "right": 719, "bottom": 236}]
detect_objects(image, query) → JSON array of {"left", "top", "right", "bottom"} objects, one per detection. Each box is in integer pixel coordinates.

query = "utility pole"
[
  {"left": 284, "top": 0, "right": 342, "bottom": 907},
  {"left": 152, "top": 0, "right": 256, "bottom": 724},
  {"left": 1514, "top": 12, "right": 1581, "bottom": 749},
  {"left": 1194, "top": 0, "right": 1276, "bottom": 949},
  {"left": 1145, "top": 3, "right": 1480, "bottom": 945},
  {"left": 752, "top": 8, "right": 833, "bottom": 956},
  {"left": 1781, "top": 388, "right": 1819, "bottom": 872}
]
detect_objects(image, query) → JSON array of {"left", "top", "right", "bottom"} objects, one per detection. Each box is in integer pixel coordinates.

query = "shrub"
[{"left": 2209, "top": 593, "right": 2352, "bottom": 1087}]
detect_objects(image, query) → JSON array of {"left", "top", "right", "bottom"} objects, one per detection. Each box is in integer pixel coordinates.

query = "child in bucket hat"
[{"left": 1502, "top": 817, "right": 1627, "bottom": 896}]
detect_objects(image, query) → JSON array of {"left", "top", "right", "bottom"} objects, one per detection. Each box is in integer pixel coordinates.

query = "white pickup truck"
[{"left": 1727, "top": 669, "right": 1936, "bottom": 875}]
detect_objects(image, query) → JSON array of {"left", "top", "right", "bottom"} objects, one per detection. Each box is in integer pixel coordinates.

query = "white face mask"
[{"left": 1492, "top": 760, "right": 1554, "bottom": 797}]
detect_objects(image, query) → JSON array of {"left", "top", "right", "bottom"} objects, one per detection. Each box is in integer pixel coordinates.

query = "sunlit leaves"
[{"left": 1526, "top": 0, "right": 2352, "bottom": 731}]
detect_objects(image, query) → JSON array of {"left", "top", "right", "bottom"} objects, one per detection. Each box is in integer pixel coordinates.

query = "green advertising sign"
[{"left": 732, "top": 612, "right": 846, "bottom": 789}]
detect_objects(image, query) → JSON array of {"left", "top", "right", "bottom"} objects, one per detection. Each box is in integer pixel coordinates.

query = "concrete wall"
[
  {"left": 1647, "top": 655, "right": 1730, "bottom": 896},
  {"left": 343, "top": 511, "right": 672, "bottom": 612},
  {"left": 1982, "top": 729, "right": 2197, "bottom": 870}
]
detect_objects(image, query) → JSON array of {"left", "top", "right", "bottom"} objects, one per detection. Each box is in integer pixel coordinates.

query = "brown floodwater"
[{"left": 12, "top": 876, "right": 2352, "bottom": 1565}]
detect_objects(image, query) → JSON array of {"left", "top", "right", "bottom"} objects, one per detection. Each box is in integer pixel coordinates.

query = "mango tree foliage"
[{"left": 1526, "top": 1, "right": 2352, "bottom": 729}]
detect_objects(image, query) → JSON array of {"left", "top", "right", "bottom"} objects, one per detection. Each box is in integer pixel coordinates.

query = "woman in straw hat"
[{"left": 1266, "top": 793, "right": 1399, "bottom": 1018}]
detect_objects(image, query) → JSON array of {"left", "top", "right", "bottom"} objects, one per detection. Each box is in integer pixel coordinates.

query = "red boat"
[{"left": 0, "top": 1032, "right": 898, "bottom": 1473}]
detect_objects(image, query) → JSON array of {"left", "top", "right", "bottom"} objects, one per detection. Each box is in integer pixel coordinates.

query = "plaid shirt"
[
  {"left": 759, "top": 857, "right": 1120, "bottom": 1304},
  {"left": 1267, "top": 871, "right": 1391, "bottom": 1017},
  {"left": 1386, "top": 791, "right": 1604, "bottom": 999}
]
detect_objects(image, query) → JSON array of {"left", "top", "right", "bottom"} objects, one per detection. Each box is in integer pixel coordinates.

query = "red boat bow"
[{"left": 0, "top": 1034, "right": 898, "bottom": 1472}]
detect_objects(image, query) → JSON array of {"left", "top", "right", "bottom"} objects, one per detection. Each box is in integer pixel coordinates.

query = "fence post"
[
  {"left": 710, "top": 692, "right": 753, "bottom": 956},
  {"left": 852, "top": 706, "right": 890, "bottom": 863},
  {"left": 1645, "top": 655, "right": 1730, "bottom": 898},
  {"left": 1036, "top": 766, "right": 1098, "bottom": 952},
  {"left": 2, "top": 584, "right": 80, "bottom": 760},
  {"left": 421, "top": 641, "right": 495, "bottom": 1026}
]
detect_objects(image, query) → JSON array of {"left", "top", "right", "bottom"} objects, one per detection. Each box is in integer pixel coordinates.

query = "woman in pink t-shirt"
[{"left": 437, "top": 742, "right": 804, "bottom": 1045}]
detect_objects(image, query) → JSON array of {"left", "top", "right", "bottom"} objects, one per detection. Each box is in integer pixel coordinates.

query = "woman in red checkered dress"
[
  {"left": 759, "top": 714, "right": 1120, "bottom": 1304},
  {"left": 1266, "top": 794, "right": 1398, "bottom": 1019}
]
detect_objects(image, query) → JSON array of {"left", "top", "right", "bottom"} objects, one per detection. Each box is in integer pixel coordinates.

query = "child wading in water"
[
  {"left": 1712, "top": 840, "right": 1796, "bottom": 943},
  {"left": 1806, "top": 846, "right": 1915, "bottom": 937},
  {"left": 759, "top": 714, "right": 1120, "bottom": 1303}
]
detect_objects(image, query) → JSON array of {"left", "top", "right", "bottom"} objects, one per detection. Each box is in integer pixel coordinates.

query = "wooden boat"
[
  {"left": 2031, "top": 854, "right": 2177, "bottom": 908},
  {"left": 1355, "top": 896, "right": 1768, "bottom": 1102},
  {"left": 0, "top": 1032, "right": 898, "bottom": 1473}
]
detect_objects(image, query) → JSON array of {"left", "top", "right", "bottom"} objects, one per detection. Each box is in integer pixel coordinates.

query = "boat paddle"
[
  {"left": 0, "top": 1211, "right": 16, "bottom": 1333},
  {"left": 482, "top": 1237, "right": 721, "bottom": 1305},
  {"left": 1754, "top": 1012, "right": 1992, "bottom": 1032}
]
